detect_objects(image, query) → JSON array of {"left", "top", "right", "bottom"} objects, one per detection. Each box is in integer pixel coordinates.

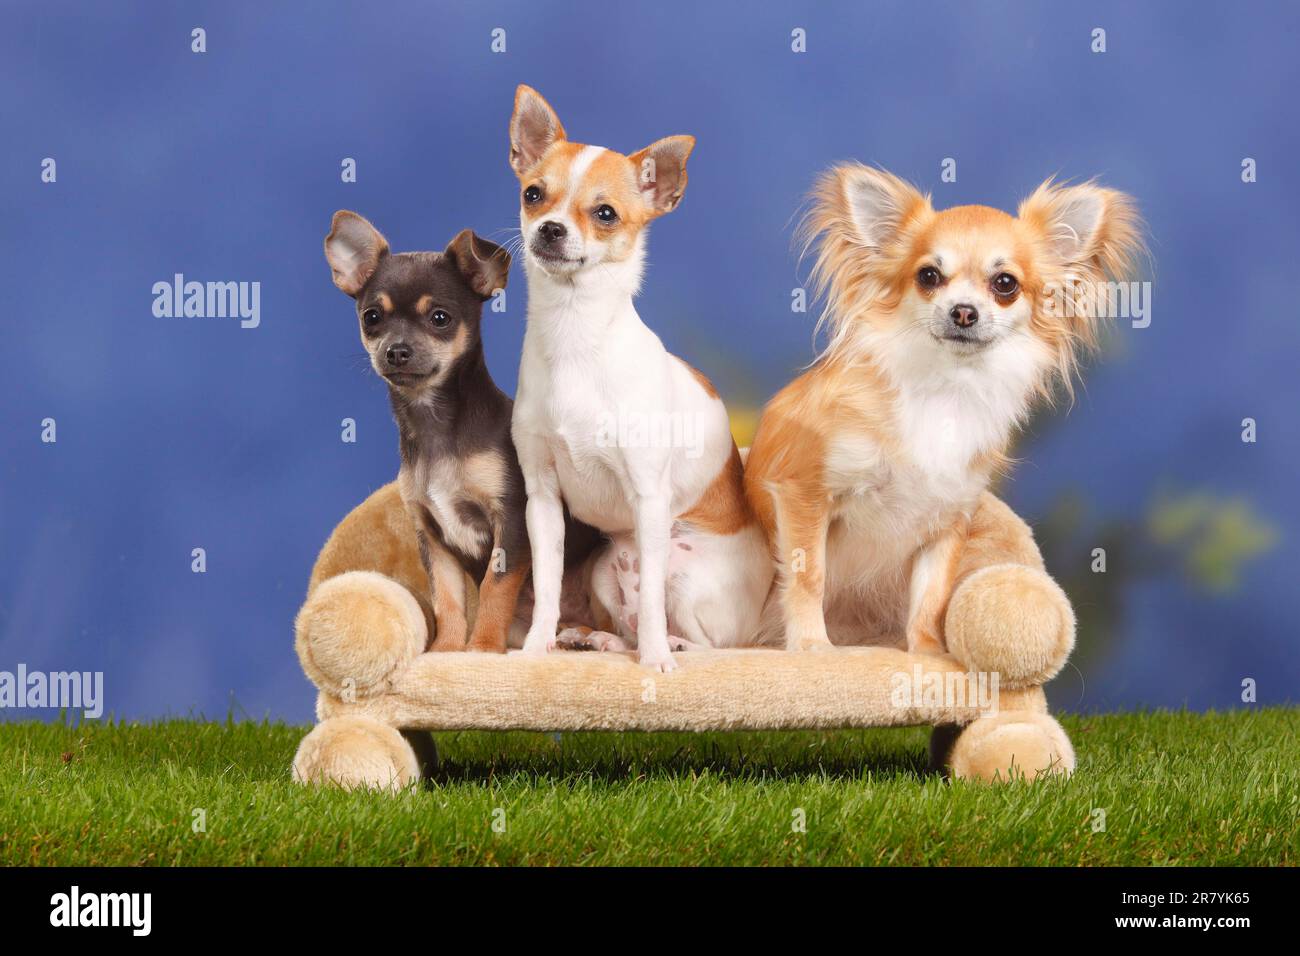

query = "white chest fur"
[
  {"left": 822, "top": 368, "right": 1026, "bottom": 594},
  {"left": 406, "top": 452, "right": 505, "bottom": 560},
  {"left": 516, "top": 273, "right": 731, "bottom": 533}
]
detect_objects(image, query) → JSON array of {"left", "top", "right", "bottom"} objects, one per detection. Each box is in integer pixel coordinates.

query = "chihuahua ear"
[
  {"left": 325, "top": 211, "right": 389, "bottom": 296},
  {"left": 1019, "top": 180, "right": 1143, "bottom": 279},
  {"left": 445, "top": 229, "right": 511, "bottom": 300},
  {"left": 836, "top": 165, "right": 930, "bottom": 249},
  {"left": 629, "top": 135, "right": 695, "bottom": 216},
  {"left": 510, "top": 85, "right": 566, "bottom": 175}
]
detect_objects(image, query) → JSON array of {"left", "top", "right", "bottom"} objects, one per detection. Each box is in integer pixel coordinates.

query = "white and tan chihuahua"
[
  {"left": 746, "top": 165, "right": 1142, "bottom": 654},
  {"left": 507, "top": 85, "right": 772, "bottom": 671}
]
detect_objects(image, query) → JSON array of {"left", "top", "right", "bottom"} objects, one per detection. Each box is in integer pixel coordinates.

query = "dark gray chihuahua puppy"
[{"left": 324, "top": 211, "right": 600, "bottom": 652}]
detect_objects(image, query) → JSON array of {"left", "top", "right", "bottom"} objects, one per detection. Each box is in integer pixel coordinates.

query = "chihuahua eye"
[
  {"left": 594, "top": 204, "right": 618, "bottom": 224},
  {"left": 991, "top": 272, "right": 1020, "bottom": 297},
  {"left": 523, "top": 185, "right": 543, "bottom": 204},
  {"left": 916, "top": 266, "right": 944, "bottom": 289},
  {"left": 362, "top": 308, "right": 381, "bottom": 328},
  {"left": 431, "top": 309, "right": 451, "bottom": 328}
]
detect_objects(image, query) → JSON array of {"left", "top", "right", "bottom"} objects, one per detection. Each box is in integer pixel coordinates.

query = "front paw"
[
  {"left": 639, "top": 650, "right": 678, "bottom": 673},
  {"left": 465, "top": 630, "right": 507, "bottom": 654},
  {"left": 518, "top": 628, "right": 557, "bottom": 657},
  {"left": 556, "top": 627, "right": 632, "bottom": 653},
  {"left": 906, "top": 627, "right": 946, "bottom": 656},
  {"left": 430, "top": 629, "right": 467, "bottom": 652},
  {"left": 787, "top": 625, "right": 833, "bottom": 652},
  {"left": 637, "top": 637, "right": 678, "bottom": 672}
]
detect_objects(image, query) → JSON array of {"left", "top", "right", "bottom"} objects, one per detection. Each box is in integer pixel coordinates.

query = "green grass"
[{"left": 1, "top": 710, "right": 1296, "bottom": 865}]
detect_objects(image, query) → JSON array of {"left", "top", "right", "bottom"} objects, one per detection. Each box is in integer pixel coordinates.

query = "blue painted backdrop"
[{"left": 2, "top": 1, "right": 1296, "bottom": 720}]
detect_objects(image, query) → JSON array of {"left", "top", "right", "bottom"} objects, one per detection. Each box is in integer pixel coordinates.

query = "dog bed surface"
[{"left": 319, "top": 645, "right": 1043, "bottom": 733}]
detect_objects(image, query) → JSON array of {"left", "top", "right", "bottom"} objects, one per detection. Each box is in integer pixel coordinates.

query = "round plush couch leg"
[
  {"left": 930, "top": 712, "right": 1075, "bottom": 783},
  {"left": 294, "top": 570, "right": 427, "bottom": 700},
  {"left": 292, "top": 715, "right": 422, "bottom": 792},
  {"left": 944, "top": 563, "right": 1075, "bottom": 689}
]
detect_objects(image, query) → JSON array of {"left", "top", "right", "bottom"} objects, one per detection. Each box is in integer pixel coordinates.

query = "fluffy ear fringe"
[
  {"left": 1018, "top": 179, "right": 1149, "bottom": 401},
  {"left": 1018, "top": 178, "right": 1146, "bottom": 285},
  {"left": 796, "top": 163, "right": 930, "bottom": 364}
]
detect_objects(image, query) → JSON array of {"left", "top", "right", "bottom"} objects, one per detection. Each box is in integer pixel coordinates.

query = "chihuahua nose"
[
  {"left": 538, "top": 221, "right": 567, "bottom": 244},
  {"left": 949, "top": 303, "right": 979, "bottom": 329},
  {"left": 385, "top": 343, "right": 413, "bottom": 368}
]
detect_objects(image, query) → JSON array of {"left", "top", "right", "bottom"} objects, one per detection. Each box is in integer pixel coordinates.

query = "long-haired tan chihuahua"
[{"left": 745, "top": 166, "right": 1143, "bottom": 653}]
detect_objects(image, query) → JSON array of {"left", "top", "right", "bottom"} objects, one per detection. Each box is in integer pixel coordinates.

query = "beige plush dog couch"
[{"left": 292, "top": 482, "right": 1077, "bottom": 790}]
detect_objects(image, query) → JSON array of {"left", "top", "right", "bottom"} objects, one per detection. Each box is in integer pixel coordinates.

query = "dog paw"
[
  {"left": 638, "top": 641, "right": 678, "bottom": 672},
  {"left": 557, "top": 628, "right": 632, "bottom": 653},
  {"left": 666, "top": 635, "right": 693, "bottom": 652},
  {"left": 905, "top": 628, "right": 946, "bottom": 657},
  {"left": 599, "top": 632, "right": 633, "bottom": 653},
  {"left": 789, "top": 629, "right": 834, "bottom": 652},
  {"left": 518, "top": 630, "right": 556, "bottom": 656},
  {"left": 555, "top": 627, "right": 594, "bottom": 651},
  {"left": 640, "top": 653, "right": 678, "bottom": 673}
]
